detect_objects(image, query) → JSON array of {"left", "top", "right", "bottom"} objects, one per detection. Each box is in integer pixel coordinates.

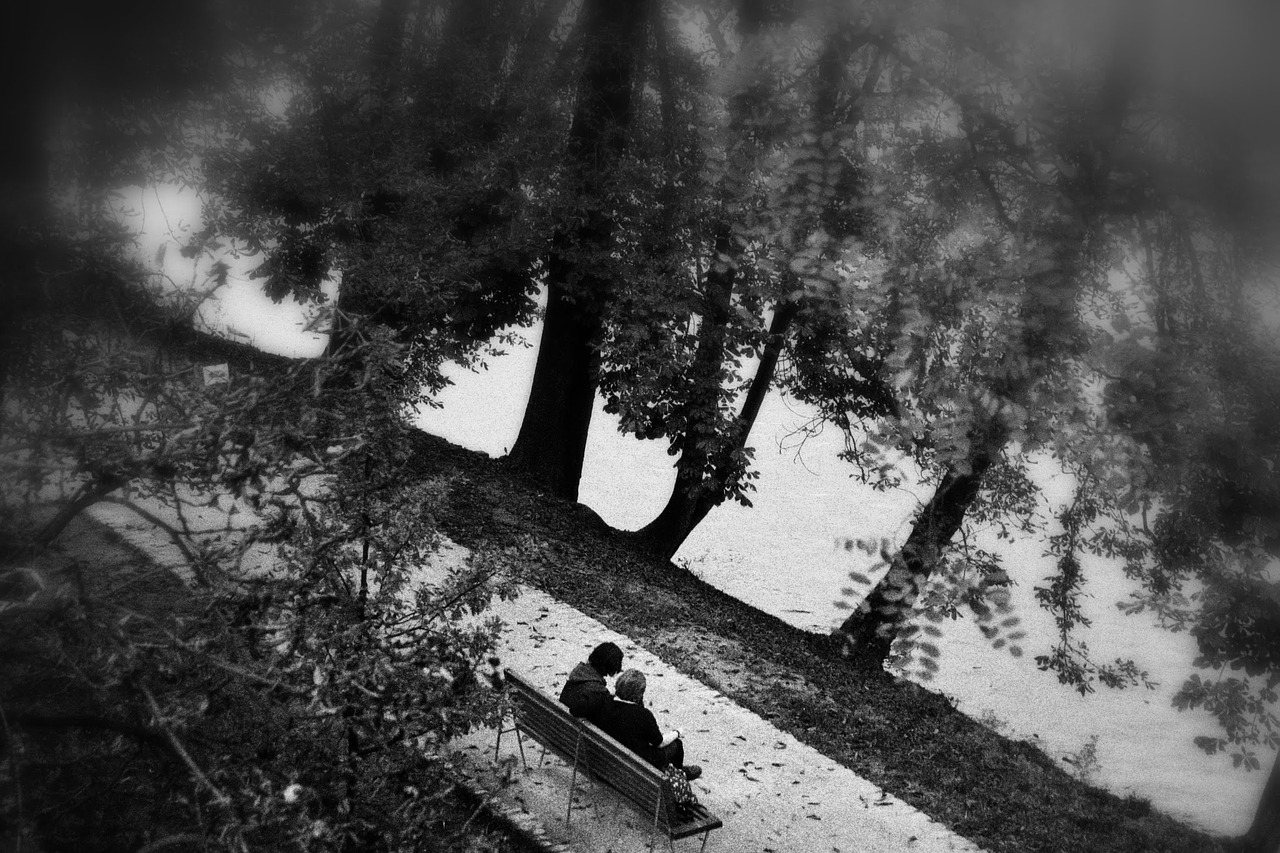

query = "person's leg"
[
  {"left": 660, "top": 739, "right": 702, "bottom": 780},
  {"left": 658, "top": 739, "right": 685, "bottom": 768}
]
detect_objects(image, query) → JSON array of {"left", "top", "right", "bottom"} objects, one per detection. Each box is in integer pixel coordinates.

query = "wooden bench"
[{"left": 494, "top": 669, "right": 723, "bottom": 851}]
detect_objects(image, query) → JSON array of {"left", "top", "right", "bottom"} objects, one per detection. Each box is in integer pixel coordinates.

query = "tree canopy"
[{"left": 4, "top": 0, "right": 1280, "bottom": 849}]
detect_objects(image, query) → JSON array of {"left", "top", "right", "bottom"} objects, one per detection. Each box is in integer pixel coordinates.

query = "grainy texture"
[{"left": 409, "top": 430, "right": 1231, "bottom": 853}]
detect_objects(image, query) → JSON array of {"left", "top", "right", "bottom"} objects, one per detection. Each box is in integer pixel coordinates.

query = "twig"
[
  {"left": 450, "top": 794, "right": 488, "bottom": 842},
  {"left": 138, "top": 682, "right": 232, "bottom": 809},
  {"left": 135, "top": 833, "right": 212, "bottom": 853},
  {"left": 28, "top": 474, "right": 127, "bottom": 556},
  {"left": 99, "top": 601, "right": 297, "bottom": 692},
  {"left": 8, "top": 422, "right": 198, "bottom": 449},
  {"left": 12, "top": 712, "right": 172, "bottom": 754},
  {"left": 383, "top": 569, "right": 500, "bottom": 640},
  {"left": 96, "top": 497, "right": 204, "bottom": 584}
]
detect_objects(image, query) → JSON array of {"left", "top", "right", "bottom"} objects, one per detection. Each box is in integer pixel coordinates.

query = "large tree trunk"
[
  {"left": 837, "top": 434, "right": 999, "bottom": 665},
  {"left": 1242, "top": 750, "right": 1280, "bottom": 853},
  {"left": 0, "top": 3, "right": 53, "bottom": 416},
  {"left": 507, "top": 0, "right": 645, "bottom": 499},
  {"left": 370, "top": 0, "right": 411, "bottom": 108}
]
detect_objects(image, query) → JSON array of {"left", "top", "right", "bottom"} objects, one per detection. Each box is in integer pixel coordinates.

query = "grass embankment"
[{"left": 407, "top": 430, "right": 1231, "bottom": 853}]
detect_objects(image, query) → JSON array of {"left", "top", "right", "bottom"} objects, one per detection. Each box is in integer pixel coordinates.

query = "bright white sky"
[{"left": 114, "top": 181, "right": 337, "bottom": 358}]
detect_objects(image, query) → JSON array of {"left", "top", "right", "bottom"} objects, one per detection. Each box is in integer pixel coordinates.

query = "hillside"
[{"left": 406, "top": 429, "right": 1232, "bottom": 853}]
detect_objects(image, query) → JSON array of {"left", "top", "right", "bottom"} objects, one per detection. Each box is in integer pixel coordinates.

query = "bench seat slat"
[{"left": 669, "top": 804, "right": 724, "bottom": 839}]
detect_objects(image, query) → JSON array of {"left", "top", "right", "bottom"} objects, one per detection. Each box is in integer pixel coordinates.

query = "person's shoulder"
[
  {"left": 620, "top": 701, "right": 654, "bottom": 720},
  {"left": 594, "top": 697, "right": 624, "bottom": 723}
]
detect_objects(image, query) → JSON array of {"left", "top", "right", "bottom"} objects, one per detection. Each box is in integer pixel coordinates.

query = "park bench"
[{"left": 494, "top": 669, "right": 723, "bottom": 851}]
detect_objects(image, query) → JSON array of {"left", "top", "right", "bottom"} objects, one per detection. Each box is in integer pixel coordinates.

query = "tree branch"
[
  {"left": 135, "top": 833, "right": 212, "bottom": 853},
  {"left": 27, "top": 474, "right": 127, "bottom": 558},
  {"left": 138, "top": 682, "right": 232, "bottom": 809},
  {"left": 13, "top": 711, "right": 173, "bottom": 754},
  {"left": 96, "top": 496, "right": 204, "bottom": 583}
]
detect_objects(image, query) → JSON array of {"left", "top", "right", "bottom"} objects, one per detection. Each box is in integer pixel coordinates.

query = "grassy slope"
[{"left": 407, "top": 430, "right": 1232, "bottom": 853}]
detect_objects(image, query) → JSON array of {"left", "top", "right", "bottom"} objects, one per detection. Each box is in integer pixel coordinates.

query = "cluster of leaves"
[
  {"left": 0, "top": 251, "right": 521, "bottom": 850},
  {"left": 835, "top": 534, "right": 1025, "bottom": 682},
  {"left": 810, "top": 10, "right": 1279, "bottom": 831},
  {"left": 1034, "top": 485, "right": 1155, "bottom": 696}
]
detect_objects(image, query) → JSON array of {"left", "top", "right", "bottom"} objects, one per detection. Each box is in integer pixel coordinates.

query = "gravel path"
[
  {"left": 85, "top": 500, "right": 986, "bottom": 853},
  {"left": 455, "top": 582, "right": 988, "bottom": 853}
]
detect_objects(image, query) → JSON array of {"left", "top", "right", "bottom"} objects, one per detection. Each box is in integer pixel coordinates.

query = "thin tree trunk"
[
  {"left": 1243, "top": 750, "right": 1280, "bottom": 853},
  {"left": 507, "top": 0, "right": 645, "bottom": 500},
  {"left": 636, "top": 300, "right": 798, "bottom": 557},
  {"left": 837, "top": 433, "right": 1000, "bottom": 665},
  {"left": 370, "top": 0, "right": 411, "bottom": 108},
  {"left": 833, "top": 22, "right": 1136, "bottom": 668},
  {"left": 636, "top": 21, "right": 871, "bottom": 557},
  {"left": 629, "top": 0, "right": 772, "bottom": 554}
]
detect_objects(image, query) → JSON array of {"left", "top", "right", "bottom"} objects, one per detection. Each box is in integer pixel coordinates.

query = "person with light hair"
[{"left": 597, "top": 669, "right": 702, "bottom": 781}]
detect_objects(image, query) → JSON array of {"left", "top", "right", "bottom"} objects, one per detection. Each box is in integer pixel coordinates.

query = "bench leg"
[
  {"left": 566, "top": 732, "right": 582, "bottom": 828},
  {"left": 513, "top": 725, "right": 527, "bottom": 768},
  {"left": 493, "top": 721, "right": 529, "bottom": 769},
  {"left": 566, "top": 759, "right": 579, "bottom": 827}
]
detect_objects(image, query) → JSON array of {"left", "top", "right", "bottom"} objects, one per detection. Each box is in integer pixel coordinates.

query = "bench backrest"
[{"left": 504, "top": 669, "right": 671, "bottom": 824}]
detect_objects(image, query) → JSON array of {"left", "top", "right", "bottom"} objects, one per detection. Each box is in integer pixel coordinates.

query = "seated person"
[
  {"left": 597, "top": 669, "right": 702, "bottom": 781},
  {"left": 558, "top": 641, "right": 623, "bottom": 722}
]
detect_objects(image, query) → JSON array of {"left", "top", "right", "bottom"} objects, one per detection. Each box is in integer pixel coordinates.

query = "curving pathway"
[
  {"left": 454, "top": 582, "right": 989, "bottom": 853},
  {"left": 85, "top": 499, "right": 987, "bottom": 853}
]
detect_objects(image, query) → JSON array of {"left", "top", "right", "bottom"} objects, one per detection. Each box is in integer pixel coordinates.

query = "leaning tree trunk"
[
  {"left": 631, "top": 0, "right": 764, "bottom": 555},
  {"left": 636, "top": 299, "right": 797, "bottom": 557},
  {"left": 837, "top": 435, "right": 999, "bottom": 666},
  {"left": 637, "top": 16, "right": 879, "bottom": 556},
  {"left": 832, "top": 2, "right": 1132, "bottom": 670},
  {"left": 1242, "top": 750, "right": 1280, "bottom": 853},
  {"left": 507, "top": 0, "right": 645, "bottom": 500}
]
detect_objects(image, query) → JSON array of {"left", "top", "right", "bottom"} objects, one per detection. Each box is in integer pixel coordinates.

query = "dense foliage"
[
  {"left": 0, "top": 254, "right": 523, "bottom": 850},
  {"left": 3, "top": 0, "right": 1278, "bottom": 848}
]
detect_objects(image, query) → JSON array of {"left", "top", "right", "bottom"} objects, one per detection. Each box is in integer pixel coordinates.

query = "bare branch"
[
  {"left": 96, "top": 496, "right": 204, "bottom": 583},
  {"left": 138, "top": 682, "right": 232, "bottom": 808},
  {"left": 136, "top": 834, "right": 213, "bottom": 853}
]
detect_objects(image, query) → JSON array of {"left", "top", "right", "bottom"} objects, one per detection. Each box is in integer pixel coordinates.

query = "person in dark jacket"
[
  {"left": 558, "top": 641, "right": 623, "bottom": 722},
  {"left": 597, "top": 669, "right": 702, "bottom": 781}
]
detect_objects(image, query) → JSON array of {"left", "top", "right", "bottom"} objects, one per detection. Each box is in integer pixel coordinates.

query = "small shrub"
[{"left": 1063, "top": 734, "right": 1102, "bottom": 785}]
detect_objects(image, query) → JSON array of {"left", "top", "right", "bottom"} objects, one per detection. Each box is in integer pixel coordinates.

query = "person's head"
[
  {"left": 614, "top": 669, "right": 646, "bottom": 704},
  {"left": 588, "top": 642, "right": 623, "bottom": 677}
]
